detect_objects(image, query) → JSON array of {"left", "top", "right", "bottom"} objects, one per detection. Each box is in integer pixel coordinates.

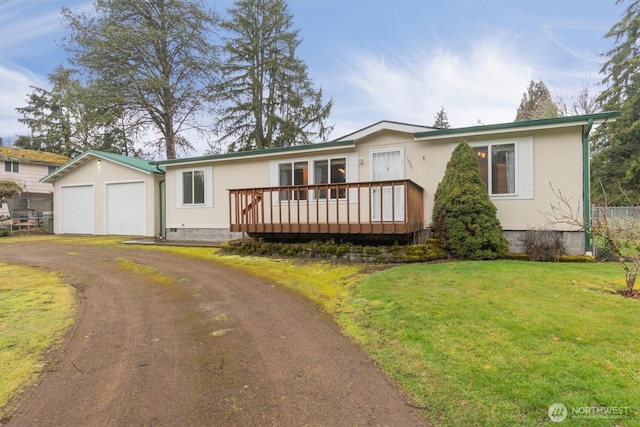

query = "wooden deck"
[{"left": 229, "top": 179, "right": 424, "bottom": 242}]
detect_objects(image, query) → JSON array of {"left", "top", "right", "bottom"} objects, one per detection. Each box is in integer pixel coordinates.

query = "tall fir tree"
[
  {"left": 433, "top": 106, "right": 451, "bottom": 129},
  {"left": 592, "top": 0, "right": 640, "bottom": 205},
  {"left": 213, "top": 0, "right": 333, "bottom": 152},
  {"left": 15, "top": 66, "right": 130, "bottom": 157},
  {"left": 514, "top": 80, "right": 560, "bottom": 121},
  {"left": 63, "top": 0, "right": 219, "bottom": 159},
  {"left": 431, "top": 141, "right": 508, "bottom": 260}
]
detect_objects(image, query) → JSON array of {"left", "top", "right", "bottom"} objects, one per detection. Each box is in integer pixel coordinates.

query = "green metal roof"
[
  {"left": 40, "top": 150, "right": 164, "bottom": 183},
  {"left": 88, "top": 150, "right": 165, "bottom": 174},
  {"left": 155, "top": 113, "right": 620, "bottom": 167},
  {"left": 414, "top": 111, "right": 621, "bottom": 139},
  {"left": 154, "top": 139, "right": 355, "bottom": 166}
]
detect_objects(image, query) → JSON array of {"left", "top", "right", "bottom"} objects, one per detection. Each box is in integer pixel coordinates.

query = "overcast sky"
[{"left": 0, "top": 0, "right": 623, "bottom": 156}]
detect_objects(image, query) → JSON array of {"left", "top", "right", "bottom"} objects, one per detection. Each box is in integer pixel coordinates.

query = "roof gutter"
[
  {"left": 414, "top": 111, "right": 621, "bottom": 141},
  {"left": 583, "top": 118, "right": 594, "bottom": 252}
]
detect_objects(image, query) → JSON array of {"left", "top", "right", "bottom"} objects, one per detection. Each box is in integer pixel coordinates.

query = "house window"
[
  {"left": 314, "top": 158, "right": 346, "bottom": 199},
  {"left": 182, "top": 170, "right": 205, "bottom": 205},
  {"left": 279, "top": 161, "right": 308, "bottom": 201},
  {"left": 48, "top": 166, "right": 57, "bottom": 174},
  {"left": 473, "top": 144, "right": 516, "bottom": 195},
  {"left": 4, "top": 161, "right": 19, "bottom": 173}
]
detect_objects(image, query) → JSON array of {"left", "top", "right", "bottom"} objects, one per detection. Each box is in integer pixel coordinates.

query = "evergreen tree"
[
  {"left": 13, "top": 136, "right": 39, "bottom": 150},
  {"left": 514, "top": 80, "right": 560, "bottom": 121},
  {"left": 62, "top": 0, "right": 219, "bottom": 159},
  {"left": 431, "top": 141, "right": 509, "bottom": 260},
  {"left": 214, "top": 0, "right": 333, "bottom": 152},
  {"left": 15, "top": 66, "right": 130, "bottom": 157},
  {"left": 592, "top": 0, "right": 640, "bottom": 205},
  {"left": 433, "top": 106, "right": 451, "bottom": 129}
]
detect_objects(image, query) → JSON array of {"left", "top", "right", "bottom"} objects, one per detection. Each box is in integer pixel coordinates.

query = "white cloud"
[
  {"left": 335, "top": 37, "right": 534, "bottom": 132},
  {"left": 0, "top": 63, "right": 46, "bottom": 142},
  {"left": 0, "top": 11, "right": 63, "bottom": 51}
]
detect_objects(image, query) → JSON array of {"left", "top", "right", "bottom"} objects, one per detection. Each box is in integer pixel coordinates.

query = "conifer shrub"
[{"left": 431, "top": 140, "right": 509, "bottom": 259}]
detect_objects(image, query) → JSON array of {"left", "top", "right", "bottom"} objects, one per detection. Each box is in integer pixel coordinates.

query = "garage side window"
[{"left": 183, "top": 170, "right": 205, "bottom": 205}]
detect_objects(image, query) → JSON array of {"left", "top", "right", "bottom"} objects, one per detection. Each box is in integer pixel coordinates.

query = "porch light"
[{"left": 98, "top": 159, "right": 101, "bottom": 165}]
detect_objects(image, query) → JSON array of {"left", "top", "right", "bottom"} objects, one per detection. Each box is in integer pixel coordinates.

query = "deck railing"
[{"left": 229, "top": 179, "right": 424, "bottom": 238}]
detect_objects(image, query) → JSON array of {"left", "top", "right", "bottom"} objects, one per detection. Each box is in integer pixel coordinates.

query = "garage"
[
  {"left": 106, "top": 181, "right": 146, "bottom": 236},
  {"left": 42, "top": 150, "right": 165, "bottom": 237},
  {"left": 61, "top": 185, "right": 95, "bottom": 234}
]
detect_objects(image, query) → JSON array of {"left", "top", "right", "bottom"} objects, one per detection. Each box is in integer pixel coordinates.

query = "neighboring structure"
[
  {"left": 45, "top": 112, "right": 619, "bottom": 254},
  {"left": 41, "top": 150, "right": 165, "bottom": 237},
  {"left": 0, "top": 146, "right": 70, "bottom": 225},
  {"left": 155, "top": 113, "right": 618, "bottom": 254}
]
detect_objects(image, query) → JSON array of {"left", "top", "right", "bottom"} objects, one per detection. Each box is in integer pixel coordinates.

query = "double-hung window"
[
  {"left": 473, "top": 143, "right": 516, "bottom": 195},
  {"left": 182, "top": 170, "right": 205, "bottom": 205},
  {"left": 4, "top": 161, "right": 19, "bottom": 173},
  {"left": 314, "top": 157, "right": 347, "bottom": 199}
]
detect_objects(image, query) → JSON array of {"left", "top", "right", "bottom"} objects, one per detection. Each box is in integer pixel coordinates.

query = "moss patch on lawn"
[{"left": 0, "top": 263, "right": 76, "bottom": 417}]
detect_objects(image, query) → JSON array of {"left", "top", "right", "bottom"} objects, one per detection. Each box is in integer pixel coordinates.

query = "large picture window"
[
  {"left": 182, "top": 170, "right": 205, "bottom": 205},
  {"left": 473, "top": 143, "right": 516, "bottom": 195}
]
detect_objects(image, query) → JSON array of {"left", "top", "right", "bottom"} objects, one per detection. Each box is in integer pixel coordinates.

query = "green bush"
[
  {"left": 220, "top": 240, "right": 447, "bottom": 263},
  {"left": 431, "top": 141, "right": 508, "bottom": 260}
]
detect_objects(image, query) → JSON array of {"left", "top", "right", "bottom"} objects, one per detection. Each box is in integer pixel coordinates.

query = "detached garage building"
[{"left": 41, "top": 150, "right": 165, "bottom": 237}]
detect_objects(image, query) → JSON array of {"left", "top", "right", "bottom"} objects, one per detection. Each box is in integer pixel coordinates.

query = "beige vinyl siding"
[
  {"left": 53, "top": 159, "right": 162, "bottom": 236},
  {"left": 351, "top": 127, "right": 583, "bottom": 232},
  {"left": 164, "top": 125, "right": 585, "bottom": 235},
  {"left": 164, "top": 157, "right": 271, "bottom": 230}
]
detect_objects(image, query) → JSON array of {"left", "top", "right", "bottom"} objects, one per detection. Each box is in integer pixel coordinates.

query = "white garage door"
[
  {"left": 61, "top": 185, "right": 95, "bottom": 234},
  {"left": 106, "top": 182, "right": 146, "bottom": 236}
]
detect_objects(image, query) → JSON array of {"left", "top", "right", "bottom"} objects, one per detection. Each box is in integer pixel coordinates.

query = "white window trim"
[
  {"left": 463, "top": 137, "right": 534, "bottom": 200},
  {"left": 369, "top": 147, "right": 405, "bottom": 181},
  {"left": 175, "top": 166, "right": 213, "bottom": 208},
  {"left": 312, "top": 157, "right": 349, "bottom": 201},
  {"left": 5, "top": 160, "right": 19, "bottom": 173},
  {"left": 269, "top": 154, "right": 357, "bottom": 204}
]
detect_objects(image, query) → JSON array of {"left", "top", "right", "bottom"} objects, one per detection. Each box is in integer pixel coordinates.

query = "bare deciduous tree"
[{"left": 542, "top": 183, "right": 639, "bottom": 297}]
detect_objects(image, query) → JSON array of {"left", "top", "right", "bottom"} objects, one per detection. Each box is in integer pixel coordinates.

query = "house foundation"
[
  {"left": 503, "top": 230, "right": 586, "bottom": 256},
  {"left": 165, "top": 227, "right": 244, "bottom": 242}
]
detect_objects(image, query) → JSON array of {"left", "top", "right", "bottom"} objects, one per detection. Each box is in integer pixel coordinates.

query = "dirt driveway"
[{"left": 0, "top": 241, "right": 428, "bottom": 426}]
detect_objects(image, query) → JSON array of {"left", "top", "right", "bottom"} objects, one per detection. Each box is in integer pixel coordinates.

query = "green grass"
[
  {"left": 1, "top": 236, "right": 638, "bottom": 425},
  {"left": 0, "top": 263, "right": 76, "bottom": 416},
  {"left": 346, "top": 261, "right": 640, "bottom": 426}
]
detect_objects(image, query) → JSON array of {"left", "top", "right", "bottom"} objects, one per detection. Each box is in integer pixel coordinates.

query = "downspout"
[
  {"left": 582, "top": 118, "right": 594, "bottom": 252},
  {"left": 159, "top": 179, "right": 165, "bottom": 240}
]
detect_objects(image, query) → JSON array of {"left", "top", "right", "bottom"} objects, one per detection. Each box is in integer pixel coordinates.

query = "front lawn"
[{"left": 346, "top": 261, "right": 639, "bottom": 426}]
